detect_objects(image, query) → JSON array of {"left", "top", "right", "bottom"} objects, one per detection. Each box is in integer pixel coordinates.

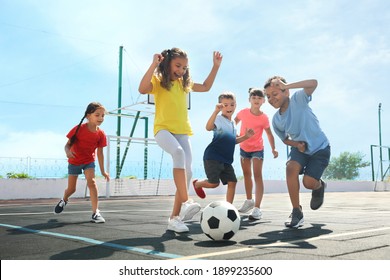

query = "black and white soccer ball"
[{"left": 200, "top": 201, "right": 240, "bottom": 241}]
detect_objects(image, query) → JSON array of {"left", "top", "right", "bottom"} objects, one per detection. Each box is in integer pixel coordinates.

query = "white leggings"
[{"left": 155, "top": 130, "right": 192, "bottom": 186}]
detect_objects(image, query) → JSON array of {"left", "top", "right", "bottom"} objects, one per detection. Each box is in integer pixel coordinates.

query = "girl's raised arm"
[
  {"left": 192, "top": 51, "right": 223, "bottom": 92},
  {"left": 139, "top": 54, "right": 163, "bottom": 94}
]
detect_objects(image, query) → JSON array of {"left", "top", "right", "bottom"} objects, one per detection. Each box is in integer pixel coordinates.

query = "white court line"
[
  {"left": 174, "top": 226, "right": 390, "bottom": 260},
  {"left": 0, "top": 197, "right": 171, "bottom": 207},
  {"left": 0, "top": 223, "right": 184, "bottom": 259},
  {"left": 0, "top": 209, "right": 171, "bottom": 216}
]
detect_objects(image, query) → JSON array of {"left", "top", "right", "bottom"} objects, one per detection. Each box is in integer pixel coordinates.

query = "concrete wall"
[{"left": 1, "top": 178, "right": 388, "bottom": 200}]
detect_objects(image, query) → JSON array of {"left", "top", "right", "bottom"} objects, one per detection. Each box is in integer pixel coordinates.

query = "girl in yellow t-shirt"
[{"left": 139, "top": 47, "right": 222, "bottom": 233}]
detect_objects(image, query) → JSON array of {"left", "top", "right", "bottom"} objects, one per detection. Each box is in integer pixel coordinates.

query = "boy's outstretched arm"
[
  {"left": 205, "top": 104, "right": 223, "bottom": 131},
  {"left": 272, "top": 79, "right": 318, "bottom": 96},
  {"left": 236, "top": 128, "right": 254, "bottom": 144}
]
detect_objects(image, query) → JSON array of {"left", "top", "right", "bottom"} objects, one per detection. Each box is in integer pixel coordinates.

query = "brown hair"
[
  {"left": 248, "top": 87, "right": 264, "bottom": 98},
  {"left": 218, "top": 91, "right": 236, "bottom": 103},
  {"left": 263, "top": 76, "right": 287, "bottom": 89},
  {"left": 157, "top": 47, "right": 192, "bottom": 93},
  {"left": 69, "top": 102, "right": 105, "bottom": 147}
]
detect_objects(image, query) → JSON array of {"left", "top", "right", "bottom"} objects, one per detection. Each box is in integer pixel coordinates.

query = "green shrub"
[{"left": 6, "top": 172, "right": 33, "bottom": 179}]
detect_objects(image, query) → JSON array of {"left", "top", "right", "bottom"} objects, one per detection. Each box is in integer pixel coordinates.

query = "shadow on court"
[
  {"left": 241, "top": 223, "right": 333, "bottom": 249},
  {"left": 51, "top": 231, "right": 194, "bottom": 260}
]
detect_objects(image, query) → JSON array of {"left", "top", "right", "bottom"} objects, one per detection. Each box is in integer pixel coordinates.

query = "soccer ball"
[{"left": 200, "top": 201, "right": 241, "bottom": 241}]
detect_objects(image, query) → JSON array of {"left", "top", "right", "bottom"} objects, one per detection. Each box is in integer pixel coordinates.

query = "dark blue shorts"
[
  {"left": 240, "top": 148, "right": 264, "bottom": 160},
  {"left": 68, "top": 162, "right": 95, "bottom": 175},
  {"left": 288, "top": 146, "right": 331, "bottom": 180},
  {"left": 203, "top": 160, "right": 237, "bottom": 185}
]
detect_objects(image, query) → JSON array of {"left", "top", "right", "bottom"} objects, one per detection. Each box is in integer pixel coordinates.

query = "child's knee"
[
  {"left": 172, "top": 147, "right": 185, "bottom": 168},
  {"left": 87, "top": 178, "right": 97, "bottom": 189},
  {"left": 286, "top": 161, "right": 301, "bottom": 176},
  {"left": 302, "top": 175, "right": 318, "bottom": 189}
]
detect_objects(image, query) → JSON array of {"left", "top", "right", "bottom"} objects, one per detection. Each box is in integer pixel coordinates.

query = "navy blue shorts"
[
  {"left": 68, "top": 162, "right": 95, "bottom": 175},
  {"left": 288, "top": 146, "right": 331, "bottom": 180},
  {"left": 240, "top": 148, "right": 264, "bottom": 160}
]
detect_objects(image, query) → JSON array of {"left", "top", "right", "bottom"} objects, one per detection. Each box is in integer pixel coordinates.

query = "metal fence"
[
  {"left": 0, "top": 156, "right": 288, "bottom": 180},
  {"left": 0, "top": 157, "right": 68, "bottom": 178}
]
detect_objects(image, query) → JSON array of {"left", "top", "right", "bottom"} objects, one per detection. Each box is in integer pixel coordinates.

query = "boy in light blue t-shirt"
[
  {"left": 193, "top": 91, "right": 254, "bottom": 204},
  {"left": 264, "top": 76, "right": 330, "bottom": 229}
]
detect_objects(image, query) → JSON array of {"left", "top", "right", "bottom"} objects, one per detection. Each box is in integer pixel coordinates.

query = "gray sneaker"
[
  {"left": 238, "top": 199, "right": 254, "bottom": 213},
  {"left": 285, "top": 206, "right": 304, "bottom": 228},
  {"left": 310, "top": 179, "right": 326, "bottom": 210}
]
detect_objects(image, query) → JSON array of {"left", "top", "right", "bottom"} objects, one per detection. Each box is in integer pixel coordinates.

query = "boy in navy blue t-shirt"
[{"left": 193, "top": 91, "right": 254, "bottom": 203}]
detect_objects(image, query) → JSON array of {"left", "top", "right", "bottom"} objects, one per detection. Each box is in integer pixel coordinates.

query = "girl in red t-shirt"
[{"left": 54, "top": 102, "right": 110, "bottom": 223}]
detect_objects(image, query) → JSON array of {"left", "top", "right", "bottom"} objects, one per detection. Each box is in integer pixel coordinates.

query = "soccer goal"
[{"left": 103, "top": 134, "right": 176, "bottom": 197}]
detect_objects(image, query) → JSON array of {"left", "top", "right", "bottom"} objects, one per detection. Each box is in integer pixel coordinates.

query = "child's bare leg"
[
  {"left": 172, "top": 192, "right": 182, "bottom": 218},
  {"left": 241, "top": 158, "right": 253, "bottom": 200},
  {"left": 286, "top": 160, "right": 301, "bottom": 209},
  {"left": 63, "top": 175, "right": 78, "bottom": 201},
  {"left": 226, "top": 181, "right": 237, "bottom": 203},
  {"left": 194, "top": 179, "right": 219, "bottom": 189},
  {"left": 84, "top": 169, "right": 99, "bottom": 213},
  {"left": 302, "top": 175, "right": 321, "bottom": 190},
  {"left": 252, "top": 158, "right": 264, "bottom": 208},
  {"left": 171, "top": 168, "right": 188, "bottom": 218},
  {"left": 304, "top": 174, "right": 325, "bottom": 210}
]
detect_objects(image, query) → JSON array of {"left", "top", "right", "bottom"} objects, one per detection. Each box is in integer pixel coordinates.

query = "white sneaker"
[
  {"left": 238, "top": 199, "right": 254, "bottom": 213},
  {"left": 180, "top": 199, "right": 201, "bottom": 221},
  {"left": 91, "top": 210, "right": 105, "bottom": 223},
  {"left": 167, "top": 216, "right": 189, "bottom": 233},
  {"left": 248, "top": 207, "right": 262, "bottom": 220}
]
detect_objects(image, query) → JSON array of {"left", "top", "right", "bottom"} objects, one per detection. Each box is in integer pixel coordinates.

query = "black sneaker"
[
  {"left": 54, "top": 199, "right": 67, "bottom": 214},
  {"left": 285, "top": 206, "right": 304, "bottom": 228},
  {"left": 310, "top": 179, "right": 326, "bottom": 210}
]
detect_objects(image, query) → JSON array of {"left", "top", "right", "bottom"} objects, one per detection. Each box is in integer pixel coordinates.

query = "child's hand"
[
  {"left": 152, "top": 53, "right": 164, "bottom": 66},
  {"left": 213, "top": 51, "right": 223, "bottom": 67},
  {"left": 102, "top": 172, "right": 110, "bottom": 182},
  {"left": 271, "top": 78, "right": 287, "bottom": 91},
  {"left": 65, "top": 150, "right": 75, "bottom": 159},
  {"left": 215, "top": 103, "right": 224, "bottom": 112},
  {"left": 245, "top": 128, "right": 255, "bottom": 138},
  {"left": 272, "top": 149, "right": 279, "bottom": 158},
  {"left": 297, "top": 141, "right": 306, "bottom": 153}
]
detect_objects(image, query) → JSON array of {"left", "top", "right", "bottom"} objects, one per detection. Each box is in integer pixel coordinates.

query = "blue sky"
[{"left": 1, "top": 0, "right": 389, "bottom": 180}]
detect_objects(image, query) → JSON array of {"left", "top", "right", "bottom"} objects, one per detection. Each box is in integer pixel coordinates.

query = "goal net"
[{"left": 103, "top": 135, "right": 176, "bottom": 197}]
